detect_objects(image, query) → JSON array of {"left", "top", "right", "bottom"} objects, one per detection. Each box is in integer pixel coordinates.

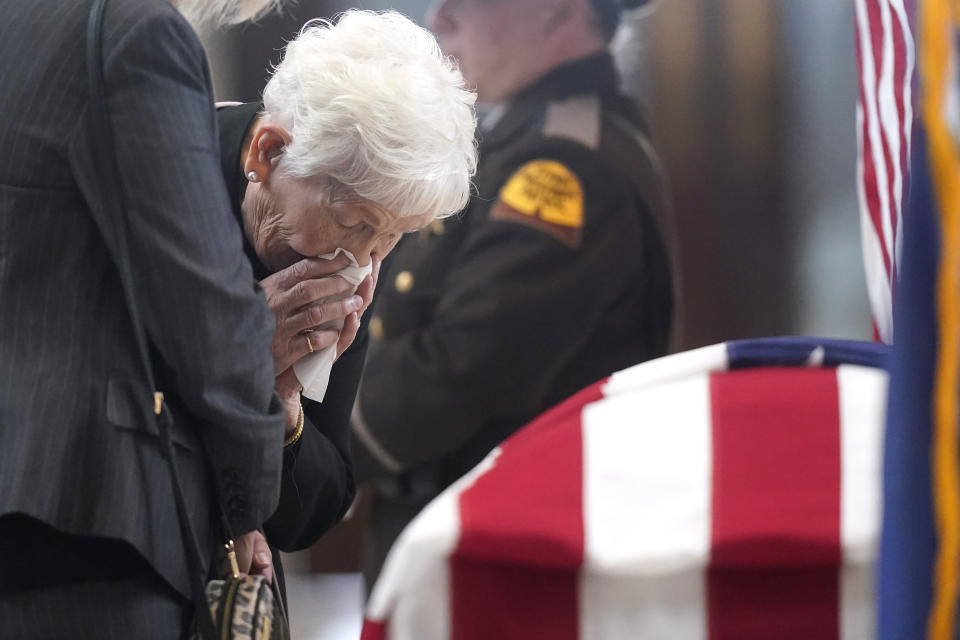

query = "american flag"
[
  {"left": 854, "top": 0, "right": 915, "bottom": 343},
  {"left": 362, "top": 338, "right": 889, "bottom": 640}
]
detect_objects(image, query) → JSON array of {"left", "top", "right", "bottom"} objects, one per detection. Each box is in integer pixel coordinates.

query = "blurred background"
[{"left": 199, "top": 1, "right": 869, "bottom": 636}]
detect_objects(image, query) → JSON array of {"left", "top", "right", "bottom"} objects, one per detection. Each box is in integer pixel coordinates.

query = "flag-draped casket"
[{"left": 362, "top": 338, "right": 889, "bottom": 640}]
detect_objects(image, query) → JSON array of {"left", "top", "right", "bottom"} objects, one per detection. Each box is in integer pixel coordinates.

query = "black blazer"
[{"left": 0, "top": 0, "right": 285, "bottom": 597}]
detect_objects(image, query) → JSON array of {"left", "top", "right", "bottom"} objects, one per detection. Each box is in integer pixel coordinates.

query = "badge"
[{"left": 491, "top": 160, "right": 584, "bottom": 248}]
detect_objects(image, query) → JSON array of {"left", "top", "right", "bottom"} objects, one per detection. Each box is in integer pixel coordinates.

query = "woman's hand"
[
  {"left": 229, "top": 530, "right": 274, "bottom": 583},
  {"left": 260, "top": 254, "right": 364, "bottom": 376},
  {"left": 261, "top": 254, "right": 381, "bottom": 433},
  {"left": 248, "top": 531, "right": 274, "bottom": 583}
]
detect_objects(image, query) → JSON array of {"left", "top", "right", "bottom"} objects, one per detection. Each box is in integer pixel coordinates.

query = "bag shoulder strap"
[{"left": 84, "top": 1, "right": 217, "bottom": 636}]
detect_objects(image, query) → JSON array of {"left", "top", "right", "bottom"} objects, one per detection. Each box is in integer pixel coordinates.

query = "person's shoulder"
[
  {"left": 494, "top": 91, "right": 632, "bottom": 178},
  {"left": 538, "top": 93, "right": 606, "bottom": 153},
  {"left": 478, "top": 95, "right": 645, "bottom": 250},
  {"left": 107, "top": 0, "right": 185, "bottom": 21},
  {"left": 480, "top": 129, "right": 599, "bottom": 251},
  {"left": 102, "top": 0, "right": 201, "bottom": 63},
  {"left": 536, "top": 92, "right": 652, "bottom": 157},
  {"left": 498, "top": 93, "right": 637, "bottom": 190},
  {"left": 487, "top": 95, "right": 604, "bottom": 175}
]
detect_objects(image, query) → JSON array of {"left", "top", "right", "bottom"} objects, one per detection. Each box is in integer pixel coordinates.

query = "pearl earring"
[{"left": 247, "top": 171, "right": 259, "bottom": 183}]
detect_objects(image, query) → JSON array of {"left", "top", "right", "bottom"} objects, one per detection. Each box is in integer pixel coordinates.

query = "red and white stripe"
[
  {"left": 854, "top": 0, "right": 914, "bottom": 343},
  {"left": 362, "top": 349, "right": 887, "bottom": 640}
]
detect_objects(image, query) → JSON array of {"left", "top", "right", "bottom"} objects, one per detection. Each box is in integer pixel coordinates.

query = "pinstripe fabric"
[
  {"left": 0, "top": 0, "right": 285, "bottom": 599},
  {"left": 0, "top": 573, "right": 188, "bottom": 639}
]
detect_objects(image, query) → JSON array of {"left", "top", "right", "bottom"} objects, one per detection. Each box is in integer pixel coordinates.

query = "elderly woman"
[
  {"left": 214, "top": 10, "right": 477, "bottom": 590},
  {"left": 0, "top": 0, "right": 290, "bottom": 636}
]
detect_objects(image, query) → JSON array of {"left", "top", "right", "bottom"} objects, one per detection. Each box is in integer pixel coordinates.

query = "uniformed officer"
[{"left": 351, "top": 0, "right": 672, "bottom": 589}]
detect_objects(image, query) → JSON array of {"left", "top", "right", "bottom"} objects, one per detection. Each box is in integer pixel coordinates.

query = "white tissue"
[{"left": 293, "top": 248, "right": 372, "bottom": 402}]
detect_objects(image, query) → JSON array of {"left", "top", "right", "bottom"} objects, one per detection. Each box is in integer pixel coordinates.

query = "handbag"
[{"left": 84, "top": 0, "right": 289, "bottom": 637}]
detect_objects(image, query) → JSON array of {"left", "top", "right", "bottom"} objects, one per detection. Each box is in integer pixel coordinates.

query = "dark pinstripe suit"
[{"left": 0, "top": 0, "right": 286, "bottom": 633}]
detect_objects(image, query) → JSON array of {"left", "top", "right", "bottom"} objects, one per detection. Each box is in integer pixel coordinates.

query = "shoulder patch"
[{"left": 491, "top": 160, "right": 584, "bottom": 248}]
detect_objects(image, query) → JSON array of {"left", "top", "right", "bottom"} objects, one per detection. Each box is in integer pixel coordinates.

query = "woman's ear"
[{"left": 242, "top": 122, "right": 292, "bottom": 184}]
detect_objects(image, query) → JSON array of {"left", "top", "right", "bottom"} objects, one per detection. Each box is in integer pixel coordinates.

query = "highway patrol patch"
[{"left": 491, "top": 160, "right": 584, "bottom": 248}]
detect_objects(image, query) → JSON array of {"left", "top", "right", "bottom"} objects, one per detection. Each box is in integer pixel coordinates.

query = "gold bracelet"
[{"left": 284, "top": 403, "right": 304, "bottom": 448}]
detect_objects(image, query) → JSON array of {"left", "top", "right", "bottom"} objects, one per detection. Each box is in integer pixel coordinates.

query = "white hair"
[
  {"left": 172, "top": 0, "right": 281, "bottom": 29},
  {"left": 262, "top": 10, "right": 478, "bottom": 220}
]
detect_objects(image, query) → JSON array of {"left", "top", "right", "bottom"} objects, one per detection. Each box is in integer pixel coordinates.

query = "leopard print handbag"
[{"left": 198, "top": 575, "right": 290, "bottom": 640}]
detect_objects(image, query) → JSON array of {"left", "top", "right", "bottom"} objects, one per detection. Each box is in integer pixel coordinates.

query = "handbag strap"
[{"left": 85, "top": 1, "right": 217, "bottom": 636}]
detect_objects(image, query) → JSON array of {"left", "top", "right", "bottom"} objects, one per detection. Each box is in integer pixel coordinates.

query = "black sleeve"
[
  {"left": 264, "top": 314, "right": 371, "bottom": 550},
  {"left": 265, "top": 253, "right": 399, "bottom": 546}
]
